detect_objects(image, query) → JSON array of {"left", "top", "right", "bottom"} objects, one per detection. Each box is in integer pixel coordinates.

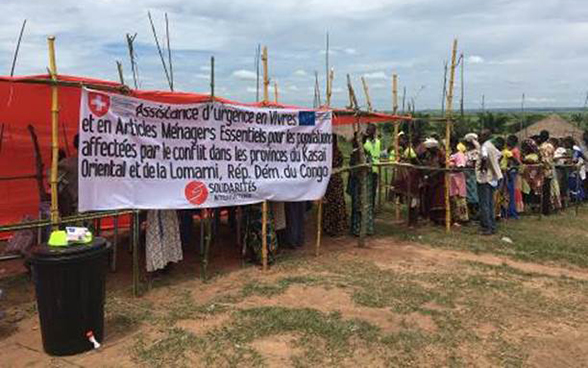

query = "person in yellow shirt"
[{"left": 363, "top": 124, "right": 381, "bottom": 208}]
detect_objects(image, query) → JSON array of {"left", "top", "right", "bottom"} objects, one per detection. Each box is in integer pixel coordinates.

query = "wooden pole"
[
  {"left": 10, "top": 19, "right": 27, "bottom": 76},
  {"left": 325, "top": 32, "right": 329, "bottom": 103},
  {"left": 326, "top": 68, "right": 334, "bottom": 107},
  {"left": 47, "top": 37, "right": 60, "bottom": 229},
  {"left": 262, "top": 46, "right": 269, "bottom": 104},
  {"left": 361, "top": 76, "right": 373, "bottom": 112},
  {"left": 210, "top": 56, "right": 215, "bottom": 99},
  {"left": 314, "top": 71, "right": 322, "bottom": 108},
  {"left": 347, "top": 74, "right": 359, "bottom": 111},
  {"left": 358, "top": 132, "right": 368, "bottom": 247},
  {"left": 132, "top": 210, "right": 140, "bottom": 296},
  {"left": 460, "top": 53, "right": 464, "bottom": 119},
  {"left": 256, "top": 44, "right": 261, "bottom": 103},
  {"left": 125, "top": 33, "right": 139, "bottom": 89},
  {"left": 393, "top": 74, "right": 400, "bottom": 220},
  {"left": 261, "top": 201, "right": 268, "bottom": 270},
  {"left": 441, "top": 60, "right": 448, "bottom": 115},
  {"left": 116, "top": 61, "right": 125, "bottom": 85},
  {"left": 261, "top": 46, "right": 269, "bottom": 269},
  {"left": 274, "top": 80, "right": 279, "bottom": 103},
  {"left": 148, "top": 11, "right": 172, "bottom": 90},
  {"left": 444, "top": 39, "right": 458, "bottom": 233},
  {"left": 165, "top": 12, "right": 174, "bottom": 91},
  {"left": 316, "top": 200, "right": 323, "bottom": 257}
]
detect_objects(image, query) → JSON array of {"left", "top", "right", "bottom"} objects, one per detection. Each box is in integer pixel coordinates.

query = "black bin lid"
[{"left": 31, "top": 237, "right": 110, "bottom": 263}]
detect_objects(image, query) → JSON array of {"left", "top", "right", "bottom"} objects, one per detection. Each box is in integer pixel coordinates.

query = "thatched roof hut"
[{"left": 515, "top": 114, "right": 584, "bottom": 143}]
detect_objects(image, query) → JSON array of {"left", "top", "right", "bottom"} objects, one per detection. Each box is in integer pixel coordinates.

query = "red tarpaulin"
[{"left": 0, "top": 74, "right": 406, "bottom": 233}]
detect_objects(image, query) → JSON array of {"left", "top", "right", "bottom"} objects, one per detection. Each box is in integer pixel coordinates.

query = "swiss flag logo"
[{"left": 88, "top": 92, "right": 110, "bottom": 117}]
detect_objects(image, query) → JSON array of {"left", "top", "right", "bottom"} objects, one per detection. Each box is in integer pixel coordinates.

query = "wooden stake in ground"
[
  {"left": 444, "top": 39, "right": 458, "bottom": 233},
  {"left": 47, "top": 36, "right": 60, "bottom": 229},
  {"left": 392, "top": 74, "right": 400, "bottom": 221},
  {"left": 261, "top": 46, "right": 270, "bottom": 270},
  {"left": 261, "top": 201, "right": 268, "bottom": 271}
]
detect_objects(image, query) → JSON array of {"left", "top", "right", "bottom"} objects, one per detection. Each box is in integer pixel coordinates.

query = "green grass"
[
  {"left": 241, "top": 275, "right": 320, "bottom": 298},
  {"left": 125, "top": 252, "right": 588, "bottom": 366},
  {"left": 377, "top": 205, "right": 588, "bottom": 268}
]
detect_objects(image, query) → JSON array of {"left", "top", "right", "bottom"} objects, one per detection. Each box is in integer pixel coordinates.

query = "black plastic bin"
[{"left": 30, "top": 237, "right": 111, "bottom": 356}]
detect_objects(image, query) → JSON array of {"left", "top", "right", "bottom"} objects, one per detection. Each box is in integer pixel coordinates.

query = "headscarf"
[
  {"left": 464, "top": 133, "right": 478, "bottom": 143},
  {"left": 522, "top": 138, "right": 539, "bottom": 154},
  {"left": 423, "top": 138, "right": 439, "bottom": 149}
]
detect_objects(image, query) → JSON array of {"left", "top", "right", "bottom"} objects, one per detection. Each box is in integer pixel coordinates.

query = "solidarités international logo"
[{"left": 184, "top": 181, "right": 209, "bottom": 206}]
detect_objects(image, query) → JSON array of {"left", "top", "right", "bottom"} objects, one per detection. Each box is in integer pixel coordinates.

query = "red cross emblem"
[{"left": 88, "top": 92, "right": 110, "bottom": 117}]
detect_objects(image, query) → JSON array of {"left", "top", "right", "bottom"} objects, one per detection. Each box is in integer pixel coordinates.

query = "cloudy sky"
[{"left": 1, "top": 0, "right": 587, "bottom": 110}]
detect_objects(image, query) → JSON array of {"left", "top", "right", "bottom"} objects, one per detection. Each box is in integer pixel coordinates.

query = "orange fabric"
[{"left": 0, "top": 74, "right": 407, "bottom": 234}]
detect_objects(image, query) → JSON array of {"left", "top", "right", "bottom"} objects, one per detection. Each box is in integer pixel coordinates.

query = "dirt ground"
[{"left": 2, "top": 217, "right": 588, "bottom": 367}]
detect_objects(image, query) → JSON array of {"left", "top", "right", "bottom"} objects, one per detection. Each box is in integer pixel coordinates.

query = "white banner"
[{"left": 78, "top": 88, "right": 332, "bottom": 211}]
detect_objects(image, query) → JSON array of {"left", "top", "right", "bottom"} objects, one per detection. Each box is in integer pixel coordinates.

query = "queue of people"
[{"left": 321, "top": 125, "right": 588, "bottom": 238}]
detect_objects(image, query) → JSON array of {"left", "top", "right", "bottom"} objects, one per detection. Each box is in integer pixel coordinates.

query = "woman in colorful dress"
[
  {"left": 242, "top": 203, "right": 278, "bottom": 264},
  {"left": 520, "top": 139, "right": 543, "bottom": 212},
  {"left": 347, "top": 133, "right": 374, "bottom": 236},
  {"left": 323, "top": 134, "right": 348, "bottom": 236},
  {"left": 449, "top": 140, "right": 469, "bottom": 224}
]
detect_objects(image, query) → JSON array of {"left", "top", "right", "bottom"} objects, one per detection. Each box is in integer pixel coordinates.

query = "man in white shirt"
[{"left": 475, "top": 130, "right": 503, "bottom": 235}]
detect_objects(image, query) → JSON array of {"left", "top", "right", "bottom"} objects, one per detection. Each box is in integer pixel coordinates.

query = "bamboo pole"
[
  {"left": 132, "top": 210, "right": 140, "bottom": 297},
  {"left": 148, "top": 11, "right": 172, "bottom": 90},
  {"left": 361, "top": 76, "right": 373, "bottom": 112},
  {"left": 201, "top": 209, "right": 212, "bottom": 280},
  {"left": 165, "top": 12, "right": 174, "bottom": 91},
  {"left": 116, "top": 61, "right": 125, "bottom": 85},
  {"left": 126, "top": 33, "right": 139, "bottom": 89},
  {"left": 261, "top": 46, "right": 269, "bottom": 269},
  {"left": 358, "top": 132, "right": 368, "bottom": 247},
  {"left": 316, "top": 200, "right": 323, "bottom": 257},
  {"left": 274, "top": 80, "right": 279, "bottom": 103},
  {"left": 316, "top": 67, "right": 333, "bottom": 256},
  {"left": 10, "top": 19, "right": 27, "bottom": 76},
  {"left": 326, "top": 68, "right": 334, "bottom": 107},
  {"left": 262, "top": 46, "right": 269, "bottom": 104},
  {"left": 392, "top": 74, "right": 400, "bottom": 220},
  {"left": 47, "top": 37, "right": 60, "bottom": 229},
  {"left": 347, "top": 74, "right": 359, "bottom": 111},
  {"left": 210, "top": 56, "right": 215, "bottom": 99},
  {"left": 444, "top": 39, "right": 458, "bottom": 233},
  {"left": 261, "top": 201, "right": 268, "bottom": 271}
]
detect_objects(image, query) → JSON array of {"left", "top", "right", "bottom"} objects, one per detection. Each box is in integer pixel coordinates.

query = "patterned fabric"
[
  {"left": 243, "top": 203, "right": 278, "bottom": 264},
  {"left": 450, "top": 197, "right": 469, "bottom": 223},
  {"left": 465, "top": 149, "right": 479, "bottom": 204},
  {"left": 539, "top": 142, "right": 555, "bottom": 179},
  {"left": 349, "top": 172, "right": 374, "bottom": 236},
  {"left": 323, "top": 142, "right": 348, "bottom": 236},
  {"left": 449, "top": 152, "right": 467, "bottom": 198},
  {"left": 146, "top": 210, "right": 183, "bottom": 272},
  {"left": 348, "top": 147, "right": 374, "bottom": 236},
  {"left": 271, "top": 202, "right": 286, "bottom": 231}
]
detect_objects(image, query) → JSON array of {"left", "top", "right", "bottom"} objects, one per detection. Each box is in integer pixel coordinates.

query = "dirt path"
[{"left": 2, "top": 234, "right": 588, "bottom": 367}]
